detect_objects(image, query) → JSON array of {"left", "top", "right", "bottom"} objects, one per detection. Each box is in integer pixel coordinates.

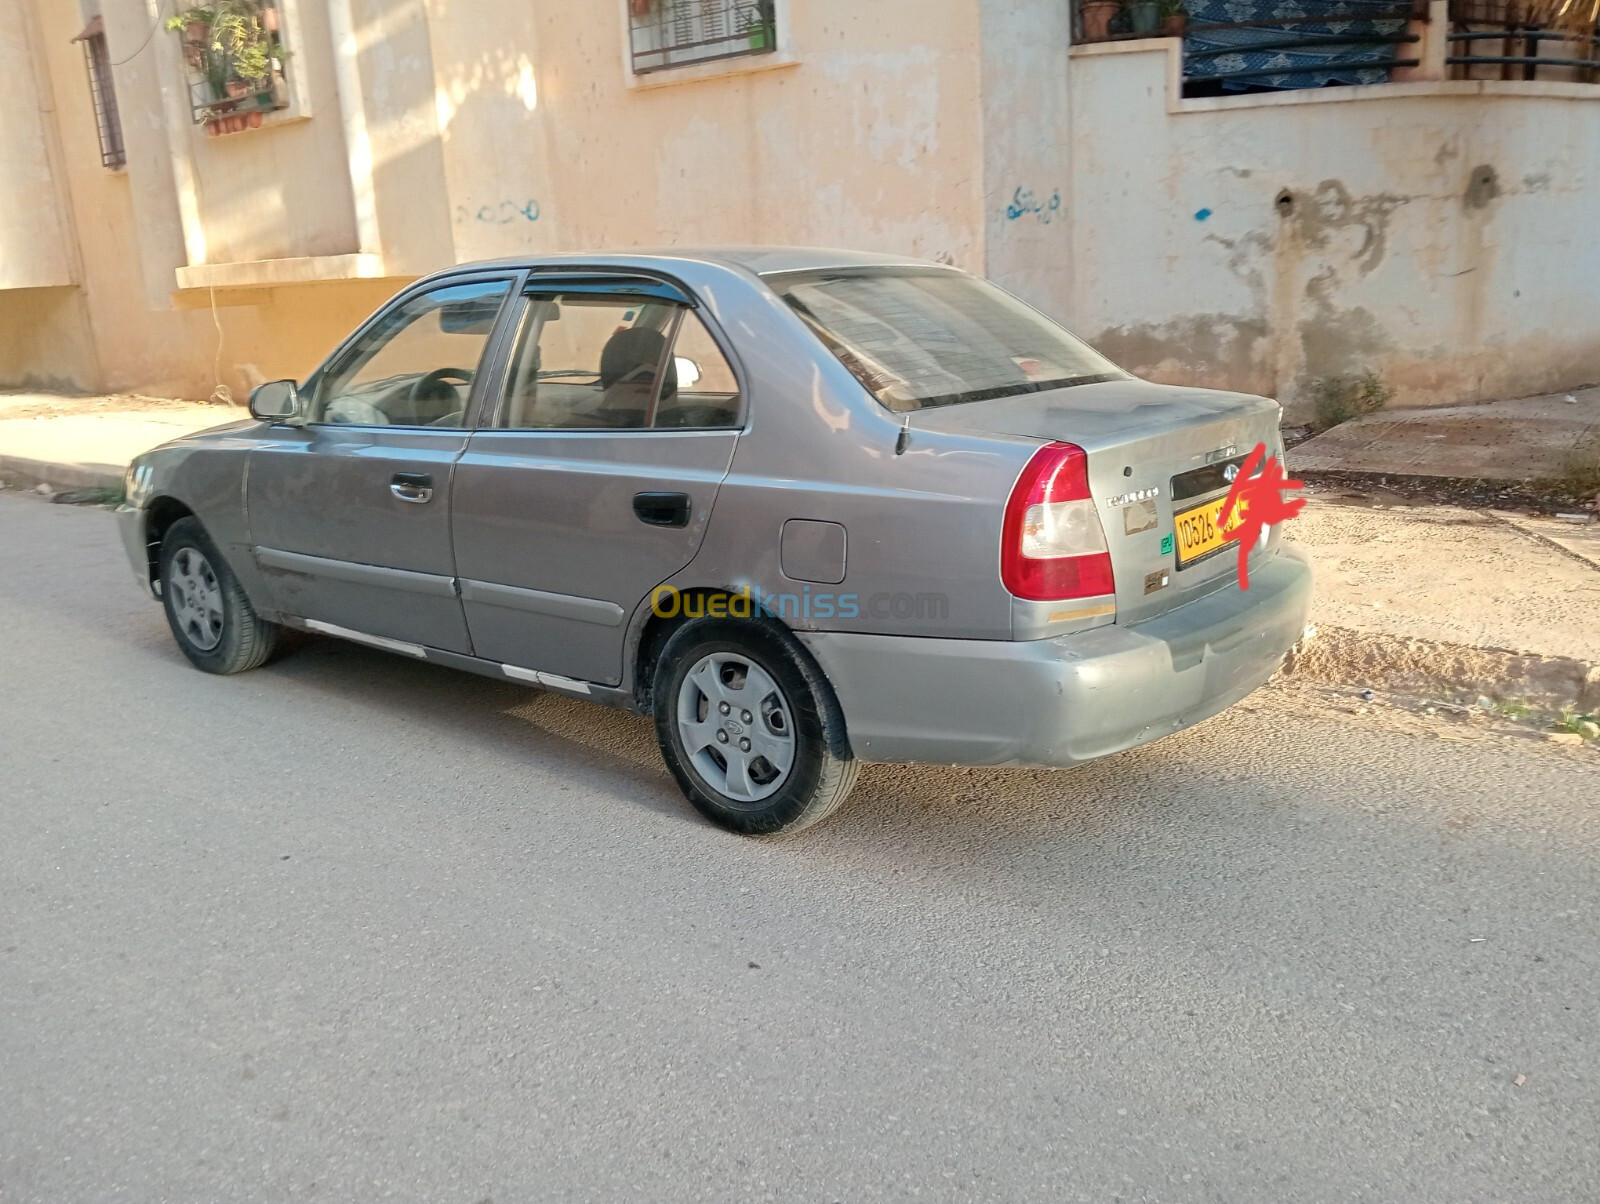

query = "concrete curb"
[
  {"left": 0, "top": 454, "right": 125, "bottom": 493},
  {"left": 1281, "top": 623, "right": 1599, "bottom": 711}
]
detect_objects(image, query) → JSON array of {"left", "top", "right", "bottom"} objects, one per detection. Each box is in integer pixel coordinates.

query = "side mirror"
[
  {"left": 249, "top": 379, "right": 299, "bottom": 422},
  {"left": 674, "top": 357, "right": 703, "bottom": 389}
]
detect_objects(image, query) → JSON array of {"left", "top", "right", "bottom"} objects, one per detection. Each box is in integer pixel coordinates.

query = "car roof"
[{"left": 439, "top": 246, "right": 949, "bottom": 280}]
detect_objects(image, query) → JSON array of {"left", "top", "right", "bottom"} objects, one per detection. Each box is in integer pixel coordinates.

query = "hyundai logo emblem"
[{"left": 1223, "top": 463, "right": 1241, "bottom": 483}]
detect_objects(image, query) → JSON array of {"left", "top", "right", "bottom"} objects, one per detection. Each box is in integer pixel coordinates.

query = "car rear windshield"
[{"left": 773, "top": 268, "right": 1125, "bottom": 411}]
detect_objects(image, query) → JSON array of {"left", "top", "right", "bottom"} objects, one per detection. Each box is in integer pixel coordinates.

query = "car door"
[
  {"left": 450, "top": 274, "right": 742, "bottom": 686},
  {"left": 248, "top": 274, "right": 520, "bottom": 654}
]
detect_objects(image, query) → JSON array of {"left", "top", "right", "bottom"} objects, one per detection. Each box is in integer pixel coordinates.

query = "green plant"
[
  {"left": 1309, "top": 370, "right": 1393, "bottom": 431},
  {"left": 1485, "top": 697, "right": 1531, "bottom": 720},
  {"left": 1556, "top": 709, "right": 1600, "bottom": 739},
  {"left": 211, "top": 1, "right": 273, "bottom": 84},
  {"left": 164, "top": 7, "right": 215, "bottom": 34},
  {"left": 1159, "top": 0, "right": 1188, "bottom": 16},
  {"left": 167, "top": 1, "right": 284, "bottom": 98}
]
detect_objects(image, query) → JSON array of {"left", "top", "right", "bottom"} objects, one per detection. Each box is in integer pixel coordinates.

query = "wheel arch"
[
  {"left": 139, "top": 496, "right": 199, "bottom": 590},
  {"left": 633, "top": 586, "right": 854, "bottom": 760}
]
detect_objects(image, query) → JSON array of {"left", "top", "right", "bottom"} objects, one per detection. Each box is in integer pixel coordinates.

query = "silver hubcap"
[
  {"left": 677, "top": 652, "right": 796, "bottom": 804},
  {"left": 168, "top": 547, "right": 224, "bottom": 652}
]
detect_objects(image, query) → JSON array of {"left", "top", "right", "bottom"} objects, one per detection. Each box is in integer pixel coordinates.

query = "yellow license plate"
[{"left": 1173, "top": 495, "right": 1247, "bottom": 568}]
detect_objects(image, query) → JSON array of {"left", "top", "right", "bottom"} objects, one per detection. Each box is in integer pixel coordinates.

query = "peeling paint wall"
[{"left": 1068, "top": 46, "right": 1600, "bottom": 415}]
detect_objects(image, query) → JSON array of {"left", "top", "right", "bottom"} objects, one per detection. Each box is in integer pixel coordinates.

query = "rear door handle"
[
  {"left": 633, "top": 491, "right": 692, "bottom": 528},
  {"left": 391, "top": 472, "right": 435, "bottom": 504}
]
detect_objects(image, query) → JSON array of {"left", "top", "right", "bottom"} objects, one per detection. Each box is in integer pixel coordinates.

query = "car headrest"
[{"left": 599, "top": 327, "right": 678, "bottom": 399}]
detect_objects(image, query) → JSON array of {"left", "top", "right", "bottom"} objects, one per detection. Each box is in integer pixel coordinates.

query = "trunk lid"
[{"left": 907, "top": 378, "right": 1286, "bottom": 623}]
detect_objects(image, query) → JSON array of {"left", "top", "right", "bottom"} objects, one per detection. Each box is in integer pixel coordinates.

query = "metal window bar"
[
  {"left": 78, "top": 27, "right": 126, "bottom": 169},
  {"left": 630, "top": 0, "right": 777, "bottom": 74},
  {"left": 1445, "top": 0, "right": 1599, "bottom": 80}
]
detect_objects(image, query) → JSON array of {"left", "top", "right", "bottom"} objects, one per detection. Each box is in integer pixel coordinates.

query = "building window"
[
  {"left": 629, "top": 0, "right": 777, "bottom": 74},
  {"left": 165, "top": 1, "right": 291, "bottom": 135},
  {"left": 72, "top": 17, "right": 126, "bottom": 170}
]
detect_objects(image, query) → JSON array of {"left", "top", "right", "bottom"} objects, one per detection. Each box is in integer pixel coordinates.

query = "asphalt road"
[{"left": 2, "top": 493, "right": 1596, "bottom": 1203}]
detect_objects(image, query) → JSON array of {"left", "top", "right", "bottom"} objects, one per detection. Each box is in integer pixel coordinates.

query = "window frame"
[
  {"left": 72, "top": 17, "right": 126, "bottom": 170},
  {"left": 621, "top": 0, "right": 797, "bottom": 89},
  {"left": 303, "top": 272, "right": 525, "bottom": 431},
  {"left": 482, "top": 271, "right": 750, "bottom": 435}
]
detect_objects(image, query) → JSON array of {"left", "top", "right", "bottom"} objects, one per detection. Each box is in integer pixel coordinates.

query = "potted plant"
[
  {"left": 165, "top": 7, "right": 214, "bottom": 68},
  {"left": 165, "top": 6, "right": 213, "bottom": 45},
  {"left": 1080, "top": 0, "right": 1121, "bottom": 39},
  {"left": 1128, "top": 0, "right": 1162, "bottom": 35},
  {"left": 1160, "top": 0, "right": 1188, "bottom": 36}
]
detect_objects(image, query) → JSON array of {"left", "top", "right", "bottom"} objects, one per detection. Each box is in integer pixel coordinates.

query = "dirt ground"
[{"left": 0, "top": 391, "right": 224, "bottom": 421}]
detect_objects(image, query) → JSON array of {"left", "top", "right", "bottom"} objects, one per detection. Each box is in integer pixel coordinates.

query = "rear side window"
[
  {"left": 497, "top": 296, "right": 740, "bottom": 431},
  {"left": 774, "top": 268, "right": 1124, "bottom": 412}
]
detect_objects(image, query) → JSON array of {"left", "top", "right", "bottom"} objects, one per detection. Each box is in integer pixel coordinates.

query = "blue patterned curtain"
[{"left": 1183, "top": 0, "right": 1412, "bottom": 89}]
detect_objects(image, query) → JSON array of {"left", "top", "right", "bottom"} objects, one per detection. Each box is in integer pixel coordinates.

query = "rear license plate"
[{"left": 1173, "top": 495, "right": 1247, "bottom": 568}]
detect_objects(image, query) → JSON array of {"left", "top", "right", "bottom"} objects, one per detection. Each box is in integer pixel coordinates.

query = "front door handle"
[
  {"left": 391, "top": 472, "right": 435, "bottom": 504},
  {"left": 633, "top": 491, "right": 692, "bottom": 528}
]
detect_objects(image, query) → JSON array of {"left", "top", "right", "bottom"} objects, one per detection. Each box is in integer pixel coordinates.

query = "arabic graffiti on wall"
[
  {"left": 457, "top": 200, "right": 542, "bottom": 226},
  {"left": 1005, "top": 187, "right": 1062, "bottom": 224}
]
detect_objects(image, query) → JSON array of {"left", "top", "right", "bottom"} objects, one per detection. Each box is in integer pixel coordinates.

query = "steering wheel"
[
  {"left": 324, "top": 398, "right": 390, "bottom": 426},
  {"left": 410, "top": 367, "right": 474, "bottom": 404}
]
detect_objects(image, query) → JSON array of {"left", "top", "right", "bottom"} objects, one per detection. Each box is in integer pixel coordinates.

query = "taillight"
[{"left": 1001, "top": 442, "right": 1115, "bottom": 601}]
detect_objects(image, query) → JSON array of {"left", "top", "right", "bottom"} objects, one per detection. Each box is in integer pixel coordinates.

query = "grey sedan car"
[{"left": 121, "top": 248, "right": 1312, "bottom": 835}]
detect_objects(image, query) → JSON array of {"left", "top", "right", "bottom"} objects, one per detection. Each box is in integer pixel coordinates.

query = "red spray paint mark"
[{"left": 1219, "top": 442, "right": 1305, "bottom": 590}]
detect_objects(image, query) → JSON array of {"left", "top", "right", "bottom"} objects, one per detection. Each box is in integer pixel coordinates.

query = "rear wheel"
[
  {"left": 653, "top": 619, "right": 859, "bottom": 836},
  {"left": 159, "top": 517, "right": 279, "bottom": 675}
]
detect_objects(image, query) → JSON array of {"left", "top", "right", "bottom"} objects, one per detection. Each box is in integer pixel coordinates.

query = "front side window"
[
  {"left": 629, "top": 0, "right": 777, "bottom": 74},
  {"left": 774, "top": 269, "right": 1126, "bottom": 412},
  {"left": 312, "top": 281, "right": 511, "bottom": 428},
  {"left": 498, "top": 295, "right": 740, "bottom": 431}
]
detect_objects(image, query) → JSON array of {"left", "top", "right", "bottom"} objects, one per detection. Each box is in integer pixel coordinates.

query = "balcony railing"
[{"left": 1447, "top": 0, "right": 1600, "bottom": 80}]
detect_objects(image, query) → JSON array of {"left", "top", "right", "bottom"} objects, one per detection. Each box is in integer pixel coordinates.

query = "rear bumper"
[{"left": 799, "top": 545, "right": 1313, "bottom": 767}]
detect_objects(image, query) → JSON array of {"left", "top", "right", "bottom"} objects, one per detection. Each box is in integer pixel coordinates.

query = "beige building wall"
[
  {"left": 5, "top": 0, "right": 995, "bottom": 400},
  {"left": 430, "top": 1, "right": 986, "bottom": 265},
  {"left": 3, "top": 0, "right": 1597, "bottom": 412},
  {"left": 0, "top": 0, "right": 77, "bottom": 292},
  {"left": 0, "top": 0, "right": 95, "bottom": 390}
]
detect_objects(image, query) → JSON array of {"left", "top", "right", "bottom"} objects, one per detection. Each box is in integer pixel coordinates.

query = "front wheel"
[
  {"left": 653, "top": 619, "right": 859, "bottom": 836},
  {"left": 159, "top": 517, "right": 280, "bottom": 675}
]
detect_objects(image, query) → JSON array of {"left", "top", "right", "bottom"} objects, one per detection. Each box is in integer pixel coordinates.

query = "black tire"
[
  {"left": 158, "top": 516, "right": 280, "bottom": 675},
  {"left": 653, "top": 618, "right": 859, "bottom": 836}
]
